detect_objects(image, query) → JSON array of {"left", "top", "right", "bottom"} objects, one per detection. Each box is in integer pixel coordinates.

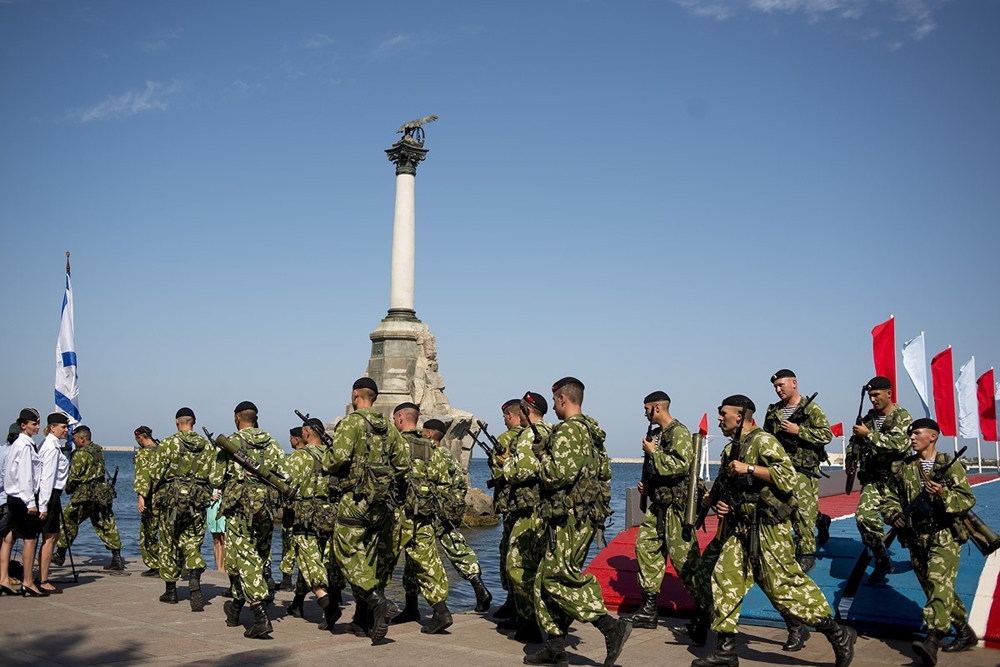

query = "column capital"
[{"left": 385, "top": 139, "right": 428, "bottom": 176}]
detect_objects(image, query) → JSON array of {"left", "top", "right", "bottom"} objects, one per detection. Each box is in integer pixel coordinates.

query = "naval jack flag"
[{"left": 55, "top": 252, "right": 81, "bottom": 425}]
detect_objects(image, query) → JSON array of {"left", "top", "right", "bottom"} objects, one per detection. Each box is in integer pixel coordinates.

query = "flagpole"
[{"left": 977, "top": 436, "right": 982, "bottom": 474}]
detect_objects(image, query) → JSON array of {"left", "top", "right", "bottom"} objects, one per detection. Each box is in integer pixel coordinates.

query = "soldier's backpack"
[{"left": 352, "top": 413, "right": 396, "bottom": 507}]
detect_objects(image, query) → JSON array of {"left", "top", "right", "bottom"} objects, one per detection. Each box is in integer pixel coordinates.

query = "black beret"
[
  {"left": 18, "top": 407, "right": 40, "bottom": 423},
  {"left": 289, "top": 426, "right": 303, "bottom": 437},
  {"left": 175, "top": 407, "right": 196, "bottom": 420},
  {"left": 393, "top": 402, "right": 419, "bottom": 414},
  {"left": 47, "top": 412, "right": 70, "bottom": 425},
  {"left": 134, "top": 425, "right": 153, "bottom": 438},
  {"left": 353, "top": 377, "right": 379, "bottom": 395},
  {"left": 720, "top": 395, "right": 756, "bottom": 413},
  {"left": 770, "top": 369, "right": 796, "bottom": 383},
  {"left": 908, "top": 418, "right": 940, "bottom": 435},
  {"left": 643, "top": 391, "right": 670, "bottom": 404},
  {"left": 423, "top": 418, "right": 447, "bottom": 434},
  {"left": 502, "top": 399, "right": 521, "bottom": 412},
  {"left": 552, "top": 376, "right": 585, "bottom": 392},
  {"left": 234, "top": 400, "right": 258, "bottom": 414},
  {"left": 522, "top": 391, "right": 548, "bottom": 415},
  {"left": 304, "top": 418, "right": 325, "bottom": 433},
  {"left": 866, "top": 376, "right": 892, "bottom": 391}
]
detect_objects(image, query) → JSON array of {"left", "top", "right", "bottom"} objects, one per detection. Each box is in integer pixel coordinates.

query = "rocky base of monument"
[{"left": 462, "top": 487, "right": 499, "bottom": 527}]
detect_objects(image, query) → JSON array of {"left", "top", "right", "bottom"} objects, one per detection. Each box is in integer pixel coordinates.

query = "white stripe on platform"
[{"left": 968, "top": 477, "right": 1000, "bottom": 637}]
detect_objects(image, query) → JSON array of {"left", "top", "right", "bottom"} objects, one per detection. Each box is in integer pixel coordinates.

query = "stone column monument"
[{"left": 360, "top": 116, "right": 481, "bottom": 485}]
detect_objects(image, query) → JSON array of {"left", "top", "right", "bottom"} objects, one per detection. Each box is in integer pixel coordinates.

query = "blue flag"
[{"left": 55, "top": 254, "right": 81, "bottom": 424}]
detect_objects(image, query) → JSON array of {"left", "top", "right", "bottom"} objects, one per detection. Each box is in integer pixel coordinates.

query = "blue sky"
[{"left": 1, "top": 0, "right": 998, "bottom": 460}]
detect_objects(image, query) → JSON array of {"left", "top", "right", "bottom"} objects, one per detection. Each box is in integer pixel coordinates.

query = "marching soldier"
[
  {"left": 53, "top": 425, "right": 125, "bottom": 571},
  {"left": 692, "top": 395, "right": 855, "bottom": 667},
  {"left": 322, "top": 378, "right": 409, "bottom": 645},
  {"left": 219, "top": 401, "right": 289, "bottom": 639},
  {"left": 278, "top": 426, "right": 304, "bottom": 592},
  {"left": 133, "top": 426, "right": 160, "bottom": 578},
  {"left": 146, "top": 408, "right": 224, "bottom": 612},
  {"left": 848, "top": 376, "right": 913, "bottom": 584},
  {"left": 527, "top": 377, "right": 631, "bottom": 667},
  {"left": 491, "top": 399, "right": 523, "bottom": 620},
  {"left": 631, "top": 391, "right": 709, "bottom": 641},
  {"left": 497, "top": 392, "right": 553, "bottom": 644},
  {"left": 884, "top": 418, "right": 978, "bottom": 664}
]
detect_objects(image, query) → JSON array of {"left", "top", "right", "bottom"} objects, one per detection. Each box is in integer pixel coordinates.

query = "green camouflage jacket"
[
  {"left": 133, "top": 445, "right": 158, "bottom": 497},
  {"left": 501, "top": 421, "right": 553, "bottom": 514},
  {"left": 66, "top": 443, "right": 108, "bottom": 493},
  {"left": 148, "top": 430, "right": 225, "bottom": 491},
  {"left": 884, "top": 451, "right": 975, "bottom": 539},
  {"left": 763, "top": 397, "right": 833, "bottom": 473},
  {"left": 286, "top": 445, "right": 328, "bottom": 500},
  {"left": 538, "top": 414, "right": 611, "bottom": 521},
  {"left": 720, "top": 426, "right": 797, "bottom": 524},
  {"left": 219, "top": 427, "right": 289, "bottom": 516},
  {"left": 645, "top": 419, "right": 697, "bottom": 509},
  {"left": 851, "top": 403, "right": 913, "bottom": 483},
  {"left": 322, "top": 407, "right": 409, "bottom": 495},
  {"left": 431, "top": 439, "right": 468, "bottom": 521}
]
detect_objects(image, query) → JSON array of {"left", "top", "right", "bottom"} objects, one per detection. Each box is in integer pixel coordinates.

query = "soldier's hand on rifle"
[
  {"left": 888, "top": 512, "right": 906, "bottom": 529},
  {"left": 637, "top": 481, "right": 646, "bottom": 495},
  {"left": 852, "top": 423, "right": 871, "bottom": 438},
  {"left": 715, "top": 500, "right": 731, "bottom": 516},
  {"left": 924, "top": 478, "right": 944, "bottom": 497},
  {"left": 779, "top": 420, "right": 800, "bottom": 435},
  {"left": 138, "top": 496, "right": 146, "bottom": 514},
  {"left": 727, "top": 460, "right": 750, "bottom": 476},
  {"left": 642, "top": 437, "right": 655, "bottom": 454}
]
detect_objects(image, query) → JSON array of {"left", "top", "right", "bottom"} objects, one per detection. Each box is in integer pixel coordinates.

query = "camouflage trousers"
[
  {"left": 438, "top": 523, "right": 481, "bottom": 579},
  {"left": 58, "top": 500, "right": 122, "bottom": 550},
  {"left": 507, "top": 512, "right": 544, "bottom": 622},
  {"left": 533, "top": 512, "right": 609, "bottom": 637},
  {"left": 375, "top": 507, "right": 405, "bottom": 590},
  {"left": 224, "top": 514, "right": 273, "bottom": 603},
  {"left": 791, "top": 470, "right": 819, "bottom": 556},
  {"left": 289, "top": 531, "right": 328, "bottom": 592},
  {"left": 158, "top": 510, "right": 208, "bottom": 582},
  {"left": 139, "top": 508, "right": 159, "bottom": 569},
  {"left": 321, "top": 536, "right": 346, "bottom": 592},
  {"left": 332, "top": 494, "right": 389, "bottom": 595},
  {"left": 499, "top": 512, "right": 514, "bottom": 591},
  {"left": 906, "top": 529, "right": 967, "bottom": 632},
  {"left": 856, "top": 481, "right": 893, "bottom": 550},
  {"left": 400, "top": 515, "right": 449, "bottom": 605},
  {"left": 635, "top": 503, "right": 707, "bottom": 610},
  {"left": 279, "top": 521, "right": 295, "bottom": 576},
  {"left": 701, "top": 519, "right": 832, "bottom": 633}
]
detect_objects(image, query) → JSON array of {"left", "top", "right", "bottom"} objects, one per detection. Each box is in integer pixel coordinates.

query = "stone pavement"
[{"left": 0, "top": 556, "right": 994, "bottom": 667}]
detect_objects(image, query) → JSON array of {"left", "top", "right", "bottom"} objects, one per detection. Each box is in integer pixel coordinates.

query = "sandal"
[{"left": 39, "top": 580, "right": 62, "bottom": 594}]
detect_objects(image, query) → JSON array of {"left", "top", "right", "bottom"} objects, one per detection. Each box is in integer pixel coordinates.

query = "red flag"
[
  {"left": 698, "top": 413, "right": 709, "bottom": 437},
  {"left": 931, "top": 347, "right": 956, "bottom": 437},
  {"left": 978, "top": 368, "right": 997, "bottom": 442},
  {"left": 872, "top": 316, "right": 897, "bottom": 402},
  {"left": 830, "top": 422, "right": 844, "bottom": 437}
]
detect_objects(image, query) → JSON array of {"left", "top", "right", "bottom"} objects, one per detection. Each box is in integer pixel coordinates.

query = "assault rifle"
[
  {"left": 108, "top": 466, "right": 119, "bottom": 499},
  {"left": 695, "top": 409, "right": 750, "bottom": 535},
  {"left": 477, "top": 420, "right": 502, "bottom": 452},
  {"left": 472, "top": 421, "right": 499, "bottom": 488},
  {"left": 844, "top": 387, "right": 867, "bottom": 494},
  {"left": 204, "top": 427, "right": 296, "bottom": 500},
  {"left": 519, "top": 404, "right": 543, "bottom": 445},
  {"left": 838, "top": 446, "right": 967, "bottom": 619},
  {"left": 294, "top": 410, "right": 333, "bottom": 447},
  {"left": 639, "top": 417, "right": 657, "bottom": 514}
]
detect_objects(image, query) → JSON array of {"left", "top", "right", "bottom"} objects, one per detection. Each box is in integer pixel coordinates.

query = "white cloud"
[
  {"left": 302, "top": 33, "right": 334, "bottom": 50},
  {"left": 374, "top": 34, "right": 409, "bottom": 57},
  {"left": 67, "top": 81, "right": 181, "bottom": 123},
  {"left": 137, "top": 40, "right": 166, "bottom": 52},
  {"left": 136, "top": 28, "right": 181, "bottom": 53}
]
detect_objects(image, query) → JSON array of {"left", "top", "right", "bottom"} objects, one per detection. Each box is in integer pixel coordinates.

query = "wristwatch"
[{"left": 747, "top": 465, "right": 756, "bottom": 475}]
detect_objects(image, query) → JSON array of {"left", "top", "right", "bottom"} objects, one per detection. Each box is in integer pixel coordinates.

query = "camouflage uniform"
[
  {"left": 278, "top": 450, "right": 297, "bottom": 582},
  {"left": 147, "top": 430, "right": 224, "bottom": 582},
  {"left": 698, "top": 427, "right": 834, "bottom": 633},
  {"left": 763, "top": 399, "right": 833, "bottom": 557},
  {"left": 884, "top": 452, "right": 975, "bottom": 633},
  {"left": 434, "top": 441, "right": 483, "bottom": 579},
  {"left": 502, "top": 421, "right": 552, "bottom": 623},
  {"left": 849, "top": 404, "right": 913, "bottom": 550},
  {"left": 58, "top": 442, "right": 122, "bottom": 551},
  {"left": 533, "top": 414, "right": 612, "bottom": 637},
  {"left": 220, "top": 428, "right": 289, "bottom": 604},
  {"left": 285, "top": 444, "right": 336, "bottom": 592},
  {"left": 493, "top": 426, "right": 522, "bottom": 593},
  {"left": 322, "top": 408, "right": 409, "bottom": 597},
  {"left": 634, "top": 419, "right": 707, "bottom": 610},
  {"left": 133, "top": 444, "right": 160, "bottom": 570}
]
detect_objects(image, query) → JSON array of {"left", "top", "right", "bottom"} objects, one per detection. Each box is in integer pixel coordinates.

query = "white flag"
[
  {"left": 956, "top": 356, "right": 977, "bottom": 439},
  {"left": 902, "top": 332, "right": 931, "bottom": 418},
  {"left": 55, "top": 262, "right": 81, "bottom": 425}
]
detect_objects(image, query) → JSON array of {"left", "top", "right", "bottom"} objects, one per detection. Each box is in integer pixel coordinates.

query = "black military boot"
[
  {"left": 189, "top": 568, "right": 204, "bottom": 612},
  {"left": 140, "top": 567, "right": 159, "bottom": 577},
  {"left": 817, "top": 513, "right": 832, "bottom": 546},
  {"left": 691, "top": 632, "right": 738, "bottom": 667},
  {"left": 224, "top": 598, "right": 245, "bottom": 627},
  {"left": 51, "top": 546, "right": 67, "bottom": 567},
  {"left": 347, "top": 597, "right": 369, "bottom": 637},
  {"left": 780, "top": 612, "right": 810, "bottom": 651},
  {"left": 105, "top": 549, "right": 126, "bottom": 571},
  {"left": 245, "top": 602, "right": 273, "bottom": 639},
  {"left": 687, "top": 610, "right": 711, "bottom": 647},
  {"left": 816, "top": 617, "right": 857, "bottom": 667},
  {"left": 286, "top": 593, "right": 305, "bottom": 618},
  {"left": 512, "top": 621, "right": 544, "bottom": 644},
  {"left": 942, "top": 621, "right": 978, "bottom": 653},
  {"left": 595, "top": 613, "right": 633, "bottom": 667},
  {"left": 493, "top": 596, "right": 516, "bottom": 620},
  {"left": 330, "top": 586, "right": 343, "bottom": 606},
  {"left": 421, "top": 600, "right": 454, "bottom": 634},
  {"left": 628, "top": 591, "right": 659, "bottom": 629},
  {"left": 912, "top": 629, "right": 944, "bottom": 666},
  {"left": 264, "top": 566, "right": 276, "bottom": 606},
  {"left": 470, "top": 574, "right": 493, "bottom": 612},
  {"left": 523, "top": 635, "right": 568, "bottom": 666},
  {"left": 392, "top": 594, "right": 421, "bottom": 624},
  {"left": 797, "top": 553, "right": 816, "bottom": 574},
  {"left": 317, "top": 593, "right": 342, "bottom": 632},
  {"left": 364, "top": 590, "right": 391, "bottom": 644},
  {"left": 279, "top": 572, "right": 294, "bottom": 592},
  {"left": 868, "top": 544, "right": 894, "bottom": 584},
  {"left": 159, "top": 581, "right": 178, "bottom": 604}
]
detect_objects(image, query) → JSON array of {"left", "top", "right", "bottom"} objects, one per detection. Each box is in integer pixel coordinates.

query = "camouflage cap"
[
  {"left": 866, "top": 376, "right": 892, "bottom": 391},
  {"left": 770, "top": 369, "right": 796, "bottom": 383},
  {"left": 908, "top": 418, "right": 940, "bottom": 435},
  {"left": 643, "top": 391, "right": 670, "bottom": 404},
  {"left": 522, "top": 391, "right": 548, "bottom": 415}
]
